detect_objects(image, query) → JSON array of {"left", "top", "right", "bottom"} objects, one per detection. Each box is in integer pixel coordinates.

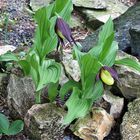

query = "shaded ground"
[{"left": 0, "top": 0, "right": 35, "bottom": 47}]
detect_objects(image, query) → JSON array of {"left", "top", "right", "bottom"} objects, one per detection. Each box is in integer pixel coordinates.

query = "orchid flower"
[
  {"left": 97, "top": 66, "right": 119, "bottom": 86},
  {"left": 55, "top": 17, "right": 77, "bottom": 49}
]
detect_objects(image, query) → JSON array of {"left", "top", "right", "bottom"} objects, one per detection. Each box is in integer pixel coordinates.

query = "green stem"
[{"left": 35, "top": 91, "right": 41, "bottom": 104}]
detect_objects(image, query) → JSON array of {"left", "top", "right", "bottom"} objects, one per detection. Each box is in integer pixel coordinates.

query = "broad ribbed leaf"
[
  {"left": 98, "top": 17, "right": 114, "bottom": 45},
  {"left": 41, "top": 33, "right": 57, "bottom": 58},
  {"left": 30, "top": 67, "right": 38, "bottom": 88},
  {"left": 82, "top": 80, "right": 103, "bottom": 100},
  {"left": 36, "top": 60, "right": 61, "bottom": 91},
  {"left": 29, "top": 54, "right": 40, "bottom": 87},
  {"left": 99, "top": 32, "right": 114, "bottom": 62},
  {"left": 0, "top": 129, "right": 2, "bottom": 134},
  {"left": 64, "top": 87, "right": 92, "bottom": 124},
  {"left": 6, "top": 120, "right": 24, "bottom": 135},
  {"left": 89, "top": 18, "right": 114, "bottom": 60},
  {"left": 60, "top": 80, "right": 81, "bottom": 100},
  {"left": 0, "top": 113, "right": 9, "bottom": 134},
  {"left": 81, "top": 54, "right": 102, "bottom": 78},
  {"left": 48, "top": 82, "right": 59, "bottom": 102},
  {"left": 102, "top": 41, "right": 118, "bottom": 66},
  {"left": 0, "top": 52, "right": 18, "bottom": 62},
  {"left": 89, "top": 44, "right": 102, "bottom": 58},
  {"left": 80, "top": 54, "right": 102, "bottom": 95},
  {"left": 91, "top": 80, "right": 104, "bottom": 100},
  {"left": 34, "top": 5, "right": 57, "bottom": 58},
  {"left": 35, "top": 5, "right": 54, "bottom": 44},
  {"left": 115, "top": 58, "right": 140, "bottom": 72},
  {"left": 73, "top": 46, "right": 85, "bottom": 66},
  {"left": 53, "top": 0, "right": 73, "bottom": 22},
  {"left": 18, "top": 60, "right": 31, "bottom": 75}
]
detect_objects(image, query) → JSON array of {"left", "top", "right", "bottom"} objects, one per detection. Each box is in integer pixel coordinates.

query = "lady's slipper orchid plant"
[{"left": 55, "top": 17, "right": 76, "bottom": 49}]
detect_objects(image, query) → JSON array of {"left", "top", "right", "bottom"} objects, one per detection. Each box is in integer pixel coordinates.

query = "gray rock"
[
  {"left": 76, "top": 0, "right": 128, "bottom": 30},
  {"left": 0, "top": 45, "right": 16, "bottom": 55},
  {"left": 70, "top": 15, "right": 84, "bottom": 28},
  {"left": 62, "top": 50, "right": 80, "bottom": 82},
  {"left": 129, "top": 25, "right": 140, "bottom": 56},
  {"left": 7, "top": 74, "right": 35, "bottom": 118},
  {"left": 30, "top": 0, "right": 53, "bottom": 11},
  {"left": 0, "top": 73, "right": 8, "bottom": 96},
  {"left": 73, "top": 0, "right": 107, "bottom": 10},
  {"left": 114, "top": 2, "right": 140, "bottom": 50},
  {"left": 103, "top": 90, "right": 124, "bottom": 119},
  {"left": 81, "top": 2, "right": 140, "bottom": 51},
  {"left": 115, "top": 51, "right": 140, "bottom": 100},
  {"left": 70, "top": 107, "right": 114, "bottom": 140},
  {"left": 121, "top": 98, "right": 140, "bottom": 140},
  {"left": 24, "top": 103, "right": 67, "bottom": 140}
]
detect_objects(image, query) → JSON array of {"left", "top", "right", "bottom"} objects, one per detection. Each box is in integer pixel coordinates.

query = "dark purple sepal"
[
  {"left": 96, "top": 73, "right": 100, "bottom": 81},
  {"left": 103, "top": 66, "right": 119, "bottom": 81},
  {"left": 55, "top": 18, "right": 77, "bottom": 47}
]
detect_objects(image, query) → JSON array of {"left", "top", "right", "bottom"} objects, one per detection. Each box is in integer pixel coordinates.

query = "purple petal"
[
  {"left": 96, "top": 73, "right": 100, "bottom": 81},
  {"left": 56, "top": 18, "right": 74, "bottom": 45},
  {"left": 103, "top": 66, "right": 119, "bottom": 81},
  {"left": 71, "top": 35, "right": 78, "bottom": 47}
]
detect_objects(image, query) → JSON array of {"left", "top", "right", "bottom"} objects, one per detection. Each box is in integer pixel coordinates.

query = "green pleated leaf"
[
  {"left": 48, "top": 82, "right": 59, "bottom": 102},
  {"left": 36, "top": 60, "right": 61, "bottom": 91},
  {"left": 73, "top": 46, "right": 85, "bottom": 66},
  {"left": 99, "top": 32, "right": 114, "bottom": 62},
  {"left": 115, "top": 58, "right": 140, "bottom": 72},
  {"left": 18, "top": 60, "right": 31, "bottom": 76},
  {"left": 0, "top": 52, "right": 18, "bottom": 62},
  {"left": 53, "top": 0, "right": 73, "bottom": 22},
  {"left": 0, "top": 113, "right": 9, "bottom": 134},
  {"left": 81, "top": 54, "right": 102, "bottom": 78},
  {"left": 6, "top": 120, "right": 24, "bottom": 135},
  {"left": 91, "top": 80, "right": 104, "bottom": 101},
  {"left": 63, "top": 87, "right": 92, "bottom": 124},
  {"left": 35, "top": 5, "right": 54, "bottom": 44},
  {"left": 60, "top": 80, "right": 81, "bottom": 100},
  {"left": 102, "top": 41, "right": 118, "bottom": 66},
  {"left": 0, "top": 129, "right": 2, "bottom": 134},
  {"left": 80, "top": 54, "right": 102, "bottom": 94},
  {"left": 89, "top": 18, "right": 114, "bottom": 60},
  {"left": 34, "top": 4, "right": 57, "bottom": 58},
  {"left": 98, "top": 17, "right": 114, "bottom": 45},
  {"left": 89, "top": 44, "right": 102, "bottom": 58},
  {"left": 41, "top": 33, "right": 58, "bottom": 58},
  {"left": 29, "top": 54, "right": 40, "bottom": 87}
]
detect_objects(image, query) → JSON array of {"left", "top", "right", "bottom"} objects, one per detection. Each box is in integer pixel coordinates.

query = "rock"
[
  {"left": 59, "top": 68, "right": 69, "bottom": 86},
  {"left": 30, "top": 0, "right": 53, "bottom": 11},
  {"left": 81, "top": 2, "right": 140, "bottom": 51},
  {"left": 7, "top": 74, "right": 35, "bottom": 118},
  {"left": 73, "top": 0, "right": 107, "bottom": 10},
  {"left": 0, "top": 73, "right": 8, "bottom": 96},
  {"left": 62, "top": 50, "right": 80, "bottom": 82},
  {"left": 76, "top": 0, "right": 128, "bottom": 30},
  {"left": 71, "top": 107, "right": 114, "bottom": 140},
  {"left": 121, "top": 98, "right": 140, "bottom": 140},
  {"left": 0, "top": 0, "right": 7, "bottom": 9},
  {"left": 115, "top": 51, "right": 140, "bottom": 100},
  {"left": 114, "top": 2, "right": 140, "bottom": 50},
  {"left": 0, "top": 45, "right": 16, "bottom": 55},
  {"left": 24, "top": 103, "right": 67, "bottom": 140},
  {"left": 103, "top": 90, "right": 124, "bottom": 119},
  {"left": 129, "top": 25, "right": 140, "bottom": 56},
  {"left": 70, "top": 15, "right": 84, "bottom": 28}
]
